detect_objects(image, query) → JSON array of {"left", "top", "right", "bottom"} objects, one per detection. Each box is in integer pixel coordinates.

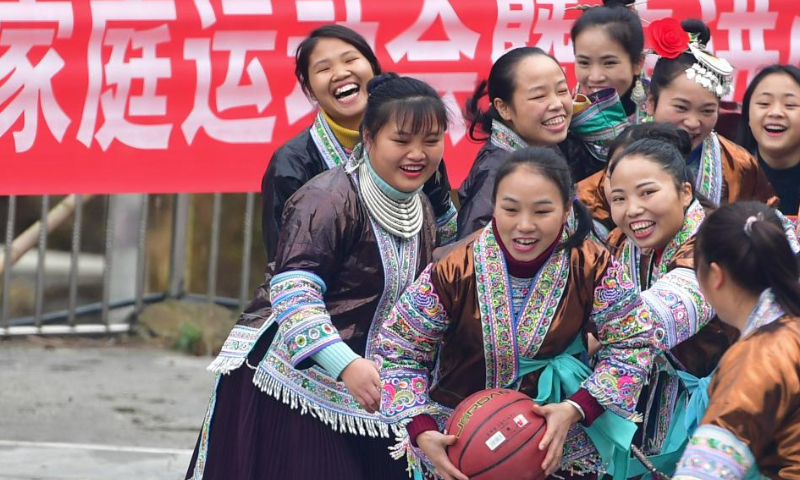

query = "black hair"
[
  {"left": 491, "top": 146, "right": 593, "bottom": 251},
  {"left": 736, "top": 64, "right": 800, "bottom": 154},
  {"left": 696, "top": 202, "right": 800, "bottom": 316},
  {"left": 294, "top": 25, "right": 382, "bottom": 98},
  {"left": 607, "top": 122, "right": 692, "bottom": 161},
  {"left": 570, "top": 0, "right": 644, "bottom": 65},
  {"left": 360, "top": 73, "right": 448, "bottom": 140},
  {"left": 649, "top": 19, "right": 715, "bottom": 106},
  {"left": 465, "top": 47, "right": 561, "bottom": 141}
]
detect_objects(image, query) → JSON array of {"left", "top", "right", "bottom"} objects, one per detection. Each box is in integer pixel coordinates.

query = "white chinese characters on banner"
[
  {"left": 493, "top": 0, "right": 535, "bottom": 62},
  {"left": 715, "top": 0, "right": 779, "bottom": 96},
  {"left": 385, "top": 0, "right": 480, "bottom": 62},
  {"left": 533, "top": 0, "right": 578, "bottom": 63},
  {"left": 77, "top": 0, "right": 177, "bottom": 150},
  {"left": 183, "top": 31, "right": 277, "bottom": 144},
  {"left": 0, "top": 0, "right": 73, "bottom": 153},
  {"left": 95, "top": 25, "right": 173, "bottom": 150}
]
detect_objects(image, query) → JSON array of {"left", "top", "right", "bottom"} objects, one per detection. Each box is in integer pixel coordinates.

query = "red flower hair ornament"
[{"left": 648, "top": 18, "right": 690, "bottom": 59}]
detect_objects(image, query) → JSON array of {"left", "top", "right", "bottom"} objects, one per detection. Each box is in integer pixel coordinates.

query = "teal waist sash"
[
  {"left": 622, "top": 369, "right": 712, "bottom": 479},
  {"left": 517, "top": 335, "right": 637, "bottom": 478}
]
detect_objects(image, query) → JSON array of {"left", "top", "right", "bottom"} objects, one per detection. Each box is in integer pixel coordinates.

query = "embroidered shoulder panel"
[
  {"left": 490, "top": 119, "right": 527, "bottom": 152},
  {"left": 654, "top": 200, "right": 705, "bottom": 281},
  {"left": 674, "top": 424, "right": 758, "bottom": 480},
  {"left": 474, "top": 224, "right": 520, "bottom": 388},
  {"left": 310, "top": 111, "right": 349, "bottom": 170},
  {"left": 436, "top": 202, "right": 459, "bottom": 246},
  {"left": 743, "top": 288, "right": 787, "bottom": 337},
  {"left": 696, "top": 132, "right": 723, "bottom": 206}
]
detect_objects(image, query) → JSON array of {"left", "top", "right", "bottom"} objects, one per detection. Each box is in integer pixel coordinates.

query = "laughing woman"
[
  {"left": 564, "top": 0, "right": 646, "bottom": 179},
  {"left": 644, "top": 18, "right": 776, "bottom": 208},
  {"left": 737, "top": 64, "right": 800, "bottom": 218},
  {"left": 605, "top": 139, "right": 739, "bottom": 476},
  {"left": 457, "top": 47, "right": 573, "bottom": 239},
  {"left": 262, "top": 25, "right": 456, "bottom": 259},
  {"left": 186, "top": 74, "right": 448, "bottom": 480}
]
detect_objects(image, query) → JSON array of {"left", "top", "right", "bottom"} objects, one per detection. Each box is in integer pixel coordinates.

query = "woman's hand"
[
  {"left": 340, "top": 358, "right": 381, "bottom": 413},
  {"left": 531, "top": 402, "right": 583, "bottom": 476},
  {"left": 416, "top": 431, "right": 468, "bottom": 480},
  {"left": 587, "top": 333, "right": 601, "bottom": 357}
]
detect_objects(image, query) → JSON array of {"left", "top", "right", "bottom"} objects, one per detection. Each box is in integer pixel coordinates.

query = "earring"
[{"left": 631, "top": 77, "right": 646, "bottom": 105}]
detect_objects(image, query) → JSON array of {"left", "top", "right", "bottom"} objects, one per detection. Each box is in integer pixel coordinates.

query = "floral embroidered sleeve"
[
  {"left": 268, "top": 178, "right": 357, "bottom": 370},
  {"left": 376, "top": 264, "right": 453, "bottom": 423},
  {"left": 584, "top": 253, "right": 653, "bottom": 420},
  {"left": 640, "top": 267, "right": 716, "bottom": 351},
  {"left": 270, "top": 271, "right": 350, "bottom": 369}
]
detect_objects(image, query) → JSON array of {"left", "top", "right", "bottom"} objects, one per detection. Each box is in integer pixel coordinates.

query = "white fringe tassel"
[{"left": 252, "top": 367, "right": 405, "bottom": 440}]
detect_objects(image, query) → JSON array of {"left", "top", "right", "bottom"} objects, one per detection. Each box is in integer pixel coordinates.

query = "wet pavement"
[{"left": 0, "top": 339, "right": 214, "bottom": 480}]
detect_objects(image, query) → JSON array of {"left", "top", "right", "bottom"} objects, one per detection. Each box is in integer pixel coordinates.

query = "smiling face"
[
  {"left": 493, "top": 166, "right": 569, "bottom": 262},
  {"left": 574, "top": 26, "right": 642, "bottom": 97},
  {"left": 748, "top": 72, "right": 800, "bottom": 168},
  {"left": 649, "top": 74, "right": 719, "bottom": 151},
  {"left": 306, "top": 37, "right": 375, "bottom": 130},
  {"left": 365, "top": 115, "right": 444, "bottom": 193},
  {"left": 494, "top": 55, "right": 573, "bottom": 146},
  {"left": 609, "top": 154, "right": 693, "bottom": 251}
]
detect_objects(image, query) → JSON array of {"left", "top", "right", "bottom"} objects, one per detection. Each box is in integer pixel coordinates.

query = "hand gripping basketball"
[{"left": 444, "top": 389, "right": 549, "bottom": 480}]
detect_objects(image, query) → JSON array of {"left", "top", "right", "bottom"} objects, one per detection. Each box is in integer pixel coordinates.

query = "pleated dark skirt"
[{"left": 185, "top": 313, "right": 410, "bottom": 480}]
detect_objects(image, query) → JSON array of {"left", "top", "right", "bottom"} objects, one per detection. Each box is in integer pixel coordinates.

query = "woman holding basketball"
[
  {"left": 673, "top": 202, "right": 800, "bottom": 480},
  {"left": 377, "top": 147, "right": 662, "bottom": 478}
]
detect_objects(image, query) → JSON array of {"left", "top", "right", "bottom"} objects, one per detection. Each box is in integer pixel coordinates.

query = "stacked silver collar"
[{"left": 357, "top": 160, "right": 423, "bottom": 239}]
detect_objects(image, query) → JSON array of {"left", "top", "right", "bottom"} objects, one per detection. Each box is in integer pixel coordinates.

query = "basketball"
[{"left": 445, "top": 388, "right": 548, "bottom": 480}]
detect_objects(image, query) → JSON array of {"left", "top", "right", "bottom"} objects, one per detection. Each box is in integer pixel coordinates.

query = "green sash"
[{"left": 517, "top": 335, "right": 637, "bottom": 478}]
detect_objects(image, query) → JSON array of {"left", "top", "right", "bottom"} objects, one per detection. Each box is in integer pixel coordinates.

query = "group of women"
[{"left": 185, "top": 1, "right": 800, "bottom": 479}]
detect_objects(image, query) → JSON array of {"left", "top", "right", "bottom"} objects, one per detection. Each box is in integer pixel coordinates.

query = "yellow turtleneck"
[{"left": 322, "top": 110, "right": 361, "bottom": 151}]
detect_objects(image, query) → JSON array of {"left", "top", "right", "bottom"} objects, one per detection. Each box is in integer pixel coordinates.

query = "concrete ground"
[{"left": 0, "top": 337, "right": 216, "bottom": 480}]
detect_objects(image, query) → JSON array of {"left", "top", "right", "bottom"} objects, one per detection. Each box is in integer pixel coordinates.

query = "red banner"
[{"left": 1, "top": 0, "right": 798, "bottom": 194}]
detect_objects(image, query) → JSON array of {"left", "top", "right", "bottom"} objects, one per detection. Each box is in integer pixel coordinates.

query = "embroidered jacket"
[
  {"left": 214, "top": 162, "right": 437, "bottom": 440},
  {"left": 377, "top": 224, "right": 655, "bottom": 473},
  {"left": 262, "top": 111, "right": 457, "bottom": 259},
  {"left": 675, "top": 291, "right": 800, "bottom": 480},
  {"left": 577, "top": 132, "right": 779, "bottom": 235},
  {"left": 606, "top": 201, "right": 739, "bottom": 458}
]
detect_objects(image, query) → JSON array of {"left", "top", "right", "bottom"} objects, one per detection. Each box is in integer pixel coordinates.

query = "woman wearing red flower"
[{"left": 620, "top": 17, "right": 779, "bottom": 477}]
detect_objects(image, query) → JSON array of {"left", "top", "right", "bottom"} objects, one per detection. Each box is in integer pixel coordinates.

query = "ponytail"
[
  {"left": 561, "top": 199, "right": 594, "bottom": 251},
  {"left": 697, "top": 202, "right": 800, "bottom": 316},
  {"left": 747, "top": 217, "right": 800, "bottom": 315},
  {"left": 465, "top": 79, "right": 493, "bottom": 142}
]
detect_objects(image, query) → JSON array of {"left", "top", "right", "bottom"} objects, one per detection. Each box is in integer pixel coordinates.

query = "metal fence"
[{"left": 0, "top": 192, "right": 259, "bottom": 336}]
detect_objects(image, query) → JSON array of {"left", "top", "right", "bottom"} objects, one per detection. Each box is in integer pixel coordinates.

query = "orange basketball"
[{"left": 445, "top": 388, "right": 548, "bottom": 480}]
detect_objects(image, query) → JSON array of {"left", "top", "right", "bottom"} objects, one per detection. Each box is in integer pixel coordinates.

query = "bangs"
[{"left": 390, "top": 96, "right": 449, "bottom": 136}]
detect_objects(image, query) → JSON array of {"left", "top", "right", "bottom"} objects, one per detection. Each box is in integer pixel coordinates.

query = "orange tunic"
[{"left": 675, "top": 291, "right": 800, "bottom": 480}]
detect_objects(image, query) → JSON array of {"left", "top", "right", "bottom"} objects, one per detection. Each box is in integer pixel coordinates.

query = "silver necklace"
[{"left": 357, "top": 161, "right": 423, "bottom": 239}]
